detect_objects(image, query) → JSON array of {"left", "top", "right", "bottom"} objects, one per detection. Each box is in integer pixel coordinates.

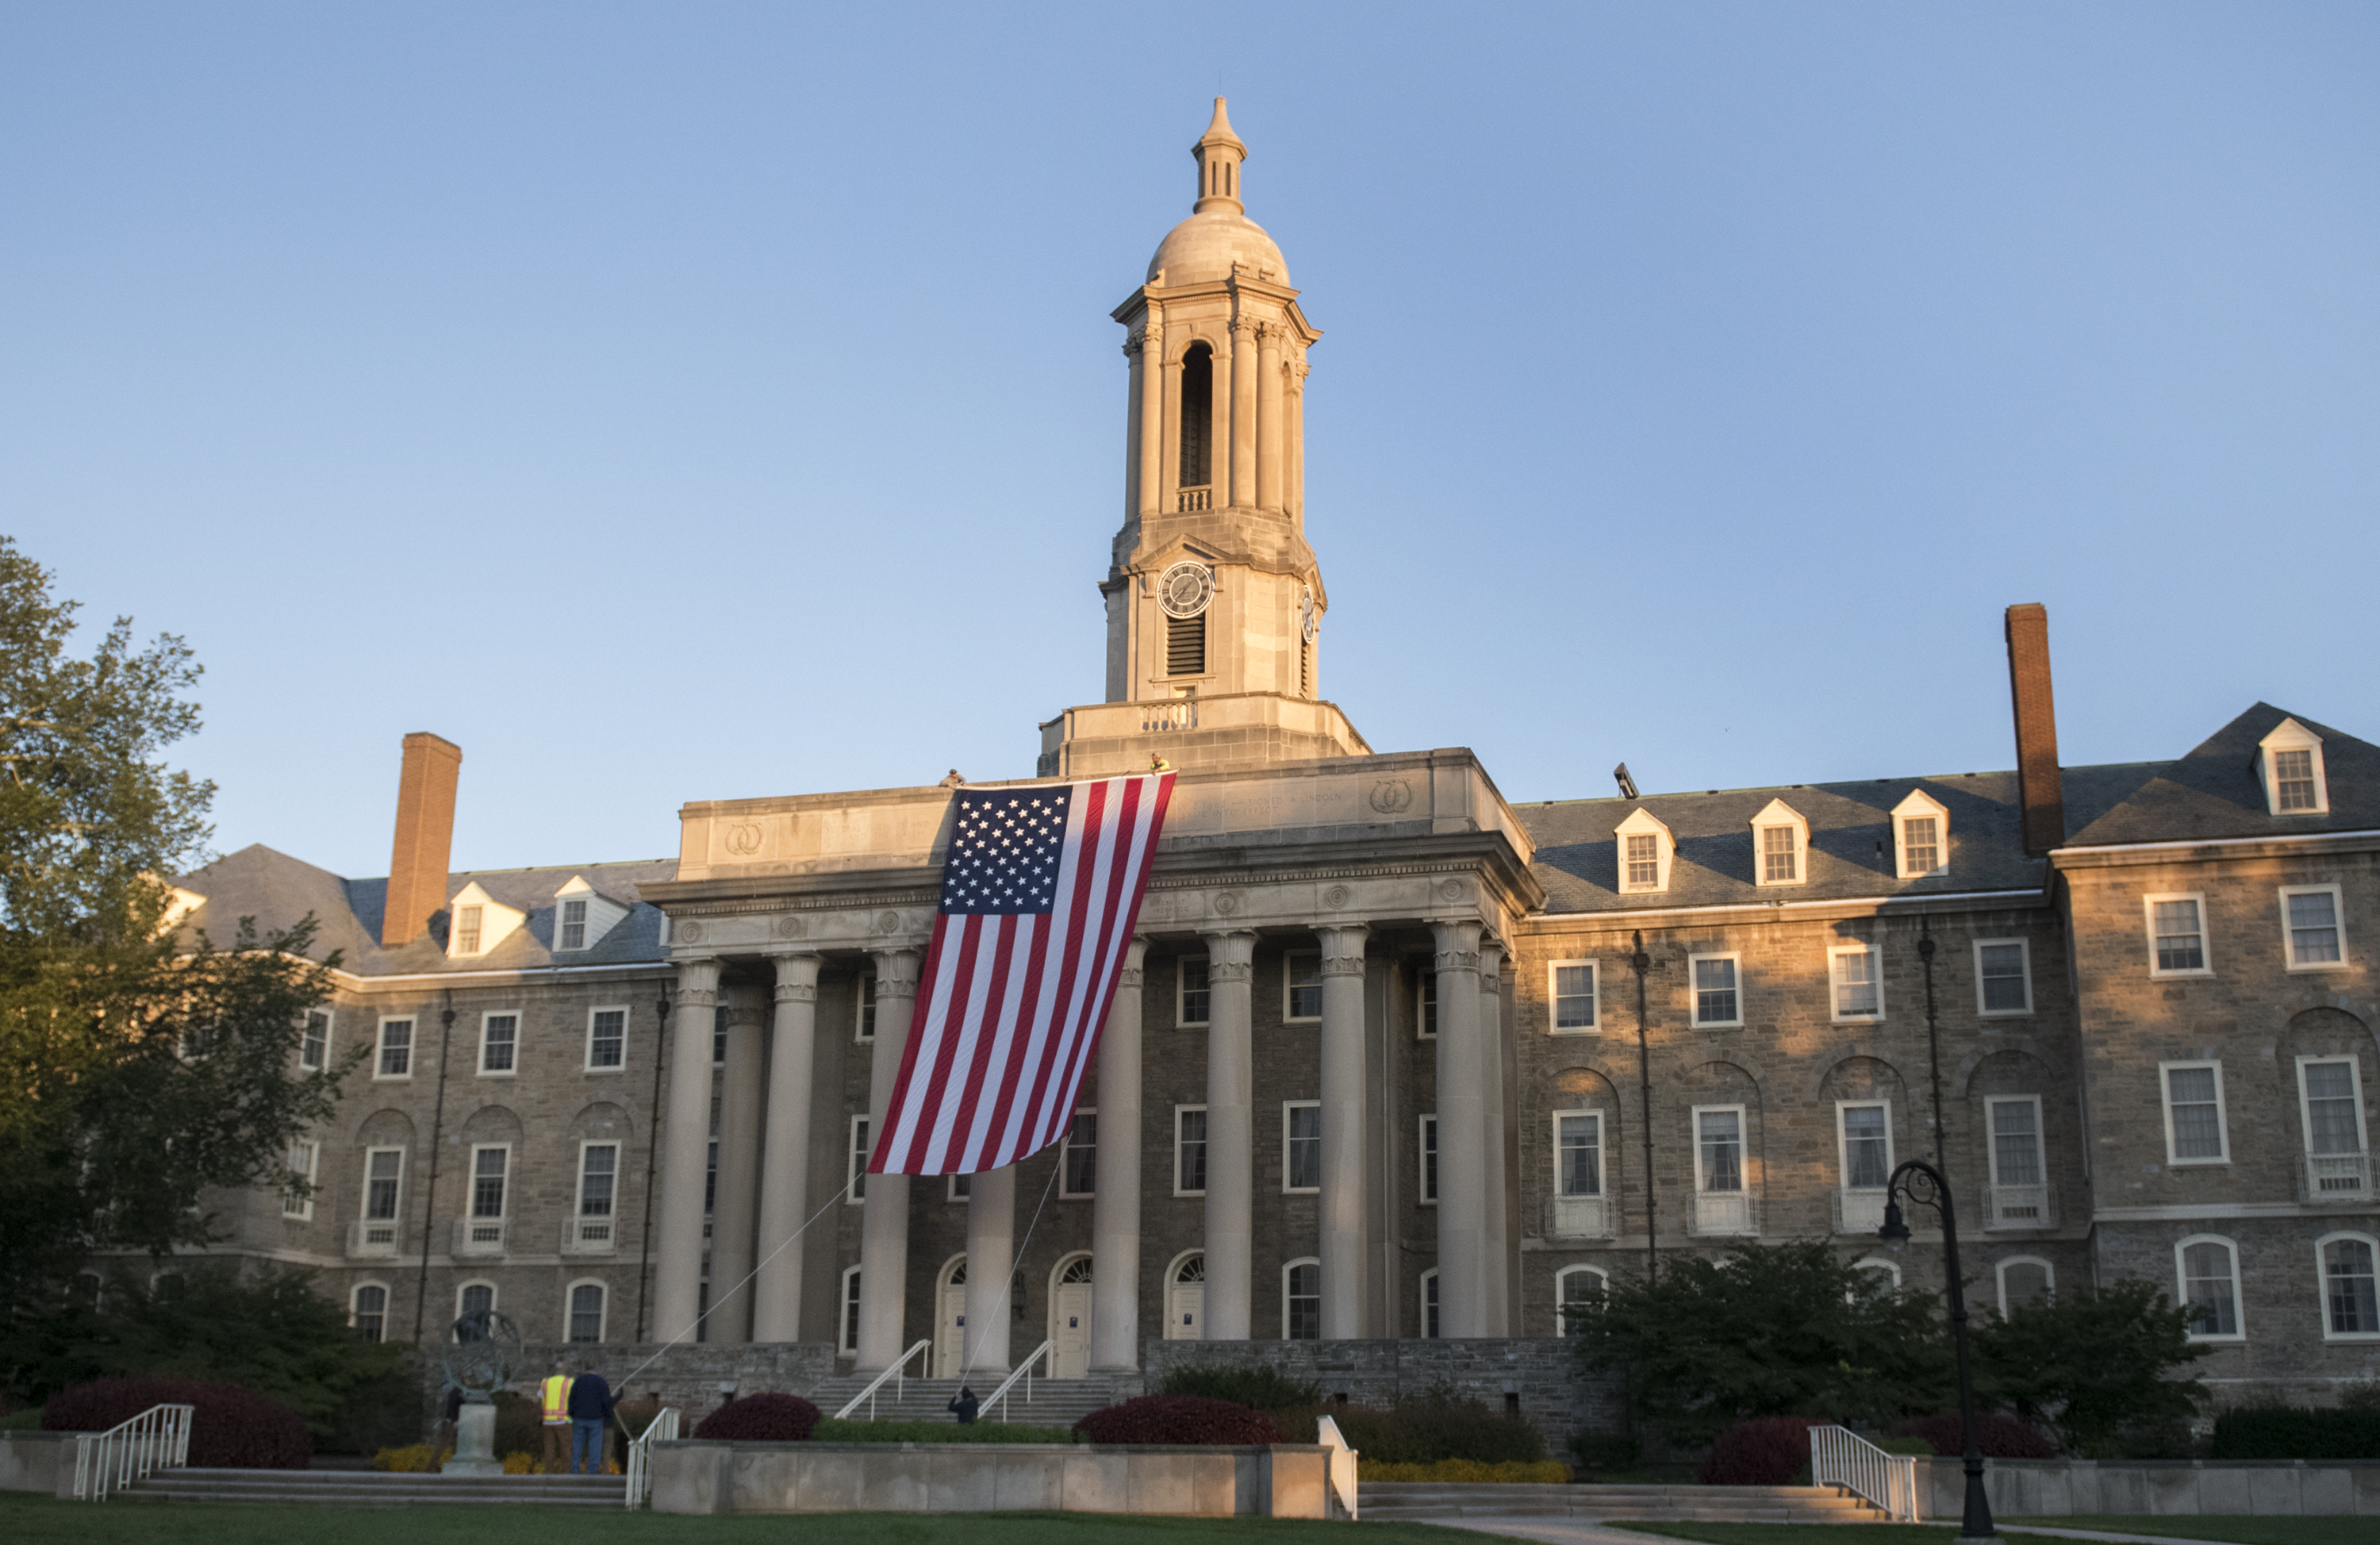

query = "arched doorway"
[
  {"left": 1164, "top": 1251, "right": 1204, "bottom": 1341},
  {"left": 934, "top": 1256, "right": 968, "bottom": 1378},
  {"left": 1049, "top": 1254, "right": 1094, "bottom": 1378}
]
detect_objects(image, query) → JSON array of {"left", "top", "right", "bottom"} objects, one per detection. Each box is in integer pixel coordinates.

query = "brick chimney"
[
  {"left": 382, "top": 732, "right": 463, "bottom": 947},
  {"left": 2004, "top": 604, "right": 2065, "bottom": 855}
]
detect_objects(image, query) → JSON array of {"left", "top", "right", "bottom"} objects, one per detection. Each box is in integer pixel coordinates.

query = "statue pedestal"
[{"left": 443, "top": 1401, "right": 503, "bottom": 1478}]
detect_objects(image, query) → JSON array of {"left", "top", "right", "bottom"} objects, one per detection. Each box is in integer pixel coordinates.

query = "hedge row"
[
  {"left": 1360, "top": 1459, "right": 1572, "bottom": 1483},
  {"left": 1891, "top": 1412, "right": 2060, "bottom": 1459},
  {"left": 44, "top": 1378, "right": 309, "bottom": 1470},
  {"left": 1073, "top": 1397, "right": 1281, "bottom": 1445},
  {"left": 2210, "top": 1406, "right": 2380, "bottom": 1460},
  {"left": 693, "top": 1393, "right": 823, "bottom": 1442}
]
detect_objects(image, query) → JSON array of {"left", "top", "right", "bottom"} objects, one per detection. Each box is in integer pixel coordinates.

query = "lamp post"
[{"left": 1879, "top": 1158, "right": 1997, "bottom": 1543}]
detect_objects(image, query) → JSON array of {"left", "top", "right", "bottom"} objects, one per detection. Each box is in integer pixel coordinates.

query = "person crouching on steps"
[
  {"left": 568, "top": 1359, "right": 616, "bottom": 1474},
  {"left": 539, "top": 1361, "right": 573, "bottom": 1474},
  {"left": 949, "top": 1386, "right": 979, "bottom": 1424}
]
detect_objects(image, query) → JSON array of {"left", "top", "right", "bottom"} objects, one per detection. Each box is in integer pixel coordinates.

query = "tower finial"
[{"left": 1192, "top": 97, "right": 1247, "bottom": 216}]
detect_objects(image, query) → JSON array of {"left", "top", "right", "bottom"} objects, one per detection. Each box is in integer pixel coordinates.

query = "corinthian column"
[
  {"left": 706, "top": 982, "right": 766, "bottom": 1343},
  {"left": 1091, "top": 938, "right": 1149, "bottom": 1370},
  {"left": 1229, "top": 317, "right": 1257, "bottom": 509},
  {"left": 653, "top": 955, "right": 721, "bottom": 1340},
  {"left": 1136, "top": 313, "right": 1165, "bottom": 521},
  {"left": 1430, "top": 919, "right": 1487, "bottom": 1338},
  {"left": 752, "top": 952, "right": 820, "bottom": 1343},
  {"left": 1203, "top": 928, "right": 1257, "bottom": 1339},
  {"left": 1256, "top": 324, "right": 1284, "bottom": 512},
  {"left": 1476, "top": 942, "right": 1509, "bottom": 1337},
  {"left": 963, "top": 1165, "right": 1015, "bottom": 1375},
  {"left": 1317, "top": 924, "right": 1369, "bottom": 1339},
  {"left": 856, "top": 947, "right": 921, "bottom": 1371}
]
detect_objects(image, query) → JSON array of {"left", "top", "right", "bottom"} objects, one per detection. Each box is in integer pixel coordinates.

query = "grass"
[
  {"left": 1610, "top": 1520, "right": 2380, "bottom": 1545},
  {"left": 0, "top": 1496, "right": 1478, "bottom": 1545}
]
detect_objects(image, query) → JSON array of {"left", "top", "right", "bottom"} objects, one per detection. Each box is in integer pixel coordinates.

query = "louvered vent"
[{"left": 1167, "top": 613, "right": 1205, "bottom": 675}]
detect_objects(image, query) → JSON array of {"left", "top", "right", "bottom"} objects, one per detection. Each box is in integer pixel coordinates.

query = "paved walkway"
[{"left": 1414, "top": 1518, "right": 2281, "bottom": 1545}]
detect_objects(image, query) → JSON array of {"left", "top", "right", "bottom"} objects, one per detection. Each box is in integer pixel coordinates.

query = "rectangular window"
[
  {"left": 705, "top": 1139, "right": 718, "bottom": 1215},
  {"left": 1284, "top": 1101, "right": 1321, "bottom": 1192},
  {"left": 712, "top": 1005, "right": 727, "bottom": 1064},
  {"left": 1840, "top": 1103, "right": 1891, "bottom": 1189},
  {"left": 2181, "top": 1239, "right": 2242, "bottom": 1339},
  {"left": 1830, "top": 947, "right": 1882, "bottom": 1020},
  {"left": 352, "top": 1285, "right": 387, "bottom": 1342},
  {"left": 1551, "top": 961, "right": 1597, "bottom": 1032},
  {"left": 1976, "top": 940, "right": 2032, "bottom": 1015},
  {"left": 1177, "top": 959, "right": 1210, "bottom": 1027},
  {"left": 300, "top": 1011, "right": 330, "bottom": 1072},
  {"left": 1061, "top": 1110, "right": 1097, "bottom": 1197},
  {"left": 471, "top": 1145, "right": 509, "bottom": 1219},
  {"left": 1417, "top": 971, "right": 1438, "bottom": 1039},
  {"left": 841, "top": 1269, "right": 863, "bottom": 1355},
  {"left": 1902, "top": 817, "right": 1940, "bottom": 875},
  {"left": 1691, "top": 955, "right": 1741, "bottom": 1027},
  {"left": 2274, "top": 748, "right": 2318, "bottom": 812},
  {"left": 1626, "top": 832, "right": 1660, "bottom": 890},
  {"left": 1695, "top": 1108, "right": 1745, "bottom": 1193},
  {"left": 1176, "top": 1106, "right": 1208, "bottom": 1195},
  {"left": 1761, "top": 825, "right": 1798, "bottom": 883},
  {"left": 948, "top": 1172, "right": 972, "bottom": 1201},
  {"left": 455, "top": 905, "right": 483, "bottom": 955},
  {"left": 848, "top": 1117, "right": 870, "bottom": 1202},
  {"left": 586, "top": 1008, "right": 627, "bottom": 1070},
  {"left": 1557, "top": 1112, "right": 1601, "bottom": 1197},
  {"left": 363, "top": 1147, "right": 404, "bottom": 1221},
  {"left": 479, "top": 1013, "right": 518, "bottom": 1075},
  {"left": 282, "top": 1139, "right": 317, "bottom": 1220},
  {"left": 1987, "top": 1097, "right": 2045, "bottom": 1188},
  {"left": 2283, "top": 886, "right": 2347, "bottom": 970},
  {"left": 856, "top": 974, "right": 877, "bottom": 1040},
  {"left": 2301, "top": 1059, "right": 2367, "bottom": 1156},
  {"left": 560, "top": 897, "right": 588, "bottom": 951},
  {"left": 1284, "top": 952, "right": 1322, "bottom": 1020},
  {"left": 376, "top": 1020, "right": 413, "bottom": 1079},
  {"left": 1419, "top": 1113, "right": 1438, "bottom": 1204},
  {"left": 1285, "top": 1262, "right": 1320, "bottom": 1341},
  {"left": 578, "top": 1143, "right": 617, "bottom": 1220},
  {"left": 2148, "top": 894, "right": 2210, "bottom": 976},
  {"left": 2162, "top": 1063, "right": 2228, "bottom": 1163}
]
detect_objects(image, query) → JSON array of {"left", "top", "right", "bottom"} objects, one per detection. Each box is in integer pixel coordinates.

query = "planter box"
[{"left": 0, "top": 1431, "right": 84, "bottom": 1497}]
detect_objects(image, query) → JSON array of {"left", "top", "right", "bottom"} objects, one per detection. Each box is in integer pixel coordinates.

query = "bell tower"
[{"left": 1037, "top": 100, "right": 1369, "bottom": 779}]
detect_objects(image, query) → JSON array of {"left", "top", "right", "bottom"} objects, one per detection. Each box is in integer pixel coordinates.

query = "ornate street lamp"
[{"left": 1879, "top": 1158, "right": 1998, "bottom": 1542}]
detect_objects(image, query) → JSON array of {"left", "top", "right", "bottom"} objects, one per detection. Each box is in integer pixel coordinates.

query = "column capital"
[
  {"left": 1317, "top": 923, "right": 1369, "bottom": 977},
  {"left": 768, "top": 951, "right": 823, "bottom": 1001},
  {"left": 1200, "top": 928, "right": 1257, "bottom": 982},
  {"left": 672, "top": 955, "right": 722, "bottom": 1009},
  {"left": 869, "top": 945, "right": 922, "bottom": 999},
  {"left": 1118, "top": 935, "right": 1151, "bottom": 989},
  {"left": 724, "top": 981, "right": 767, "bottom": 1027},
  {"left": 1429, "top": 917, "right": 1484, "bottom": 975},
  {"left": 1477, "top": 940, "right": 1506, "bottom": 993}
]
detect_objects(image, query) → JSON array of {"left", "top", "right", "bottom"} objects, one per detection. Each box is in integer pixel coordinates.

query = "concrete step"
[
  {"left": 123, "top": 1468, "right": 625, "bottom": 1506},
  {"left": 808, "top": 1375, "right": 1116, "bottom": 1428}
]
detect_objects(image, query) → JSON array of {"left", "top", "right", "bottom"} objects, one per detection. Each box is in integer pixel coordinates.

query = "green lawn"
[
  {"left": 1612, "top": 1520, "right": 2380, "bottom": 1545},
  {"left": 0, "top": 1496, "right": 1471, "bottom": 1545}
]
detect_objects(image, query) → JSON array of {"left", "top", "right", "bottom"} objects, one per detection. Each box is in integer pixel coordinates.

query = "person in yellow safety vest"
[{"left": 539, "top": 1361, "right": 573, "bottom": 1474}]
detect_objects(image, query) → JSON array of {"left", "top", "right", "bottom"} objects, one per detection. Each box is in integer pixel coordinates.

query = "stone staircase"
[
  {"left": 806, "top": 1373, "right": 1117, "bottom": 1430},
  {"left": 1358, "top": 1481, "right": 1895, "bottom": 1523},
  {"left": 119, "top": 1468, "right": 624, "bottom": 1506}
]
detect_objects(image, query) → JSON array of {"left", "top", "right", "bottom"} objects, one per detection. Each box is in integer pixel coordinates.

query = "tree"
[
  {"left": 1572, "top": 1242, "right": 1952, "bottom": 1447},
  {"left": 1974, "top": 1279, "right": 2207, "bottom": 1456},
  {"left": 0, "top": 536, "right": 350, "bottom": 1392}
]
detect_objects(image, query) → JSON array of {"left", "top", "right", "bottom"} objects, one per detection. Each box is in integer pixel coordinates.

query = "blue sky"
[{"left": 5, "top": 3, "right": 2374, "bottom": 878}]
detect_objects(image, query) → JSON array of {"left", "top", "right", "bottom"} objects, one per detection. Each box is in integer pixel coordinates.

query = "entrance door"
[
  {"left": 1164, "top": 1252, "right": 1204, "bottom": 1341},
  {"left": 1050, "top": 1255, "right": 1093, "bottom": 1378},
  {"left": 935, "top": 1259, "right": 967, "bottom": 1378}
]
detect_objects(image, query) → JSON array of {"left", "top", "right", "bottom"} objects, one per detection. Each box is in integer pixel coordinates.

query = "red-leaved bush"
[
  {"left": 1697, "top": 1416, "right": 1825, "bottom": 1485},
  {"left": 1891, "top": 1412, "right": 2060, "bottom": 1459},
  {"left": 1073, "top": 1396, "right": 1282, "bottom": 1446},
  {"left": 44, "top": 1378, "right": 309, "bottom": 1470},
  {"left": 692, "top": 1393, "right": 822, "bottom": 1442}
]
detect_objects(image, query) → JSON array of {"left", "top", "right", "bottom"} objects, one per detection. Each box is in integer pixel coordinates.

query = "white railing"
[
  {"left": 624, "top": 1406, "right": 680, "bottom": 1508},
  {"left": 2304, "top": 1151, "right": 2373, "bottom": 1202},
  {"left": 1691, "top": 1192, "right": 1757, "bottom": 1236},
  {"left": 1833, "top": 1188, "right": 1889, "bottom": 1234},
  {"left": 561, "top": 1216, "right": 617, "bottom": 1254},
  {"left": 977, "top": 1339, "right": 1056, "bottom": 1422},
  {"left": 1545, "top": 1194, "right": 1615, "bottom": 1239},
  {"left": 347, "top": 1219, "right": 400, "bottom": 1256},
  {"left": 1809, "top": 1424, "right": 1917, "bottom": 1523},
  {"left": 1317, "top": 1414, "right": 1360, "bottom": 1520},
  {"left": 1142, "top": 701, "right": 1198, "bottom": 732},
  {"left": 833, "top": 1339, "right": 933, "bottom": 1420},
  {"left": 74, "top": 1402, "right": 194, "bottom": 1502},
  {"left": 1983, "top": 1183, "right": 2056, "bottom": 1230},
  {"left": 453, "top": 1216, "right": 506, "bottom": 1255},
  {"left": 1177, "top": 486, "right": 1211, "bottom": 512}
]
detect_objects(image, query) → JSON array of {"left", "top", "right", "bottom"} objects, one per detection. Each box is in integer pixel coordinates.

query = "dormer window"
[
  {"left": 551, "top": 877, "right": 629, "bottom": 953},
  {"left": 455, "top": 906, "right": 483, "bottom": 955},
  {"left": 1614, "top": 808, "right": 1674, "bottom": 895},
  {"left": 445, "top": 882, "right": 526, "bottom": 959},
  {"left": 2259, "top": 719, "right": 2329, "bottom": 815},
  {"left": 561, "top": 900, "right": 586, "bottom": 951},
  {"left": 1749, "top": 799, "right": 1810, "bottom": 888},
  {"left": 1891, "top": 790, "right": 1950, "bottom": 878}
]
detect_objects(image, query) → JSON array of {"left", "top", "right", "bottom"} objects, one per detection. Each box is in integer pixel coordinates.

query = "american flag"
[{"left": 869, "top": 772, "right": 1174, "bottom": 1176}]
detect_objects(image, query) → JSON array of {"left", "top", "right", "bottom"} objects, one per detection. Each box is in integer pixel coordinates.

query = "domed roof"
[{"left": 1147, "top": 210, "right": 1290, "bottom": 287}]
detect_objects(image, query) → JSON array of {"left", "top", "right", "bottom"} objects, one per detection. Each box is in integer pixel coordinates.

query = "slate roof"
[
  {"left": 171, "top": 844, "right": 675, "bottom": 976},
  {"left": 2062, "top": 703, "right": 2380, "bottom": 847}
]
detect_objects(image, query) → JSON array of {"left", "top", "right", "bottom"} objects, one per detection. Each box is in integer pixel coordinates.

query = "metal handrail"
[
  {"left": 1317, "top": 1414, "right": 1360, "bottom": 1520},
  {"left": 74, "top": 1401, "right": 195, "bottom": 1502},
  {"left": 833, "top": 1339, "right": 933, "bottom": 1420},
  {"left": 978, "top": 1339, "right": 1055, "bottom": 1422},
  {"left": 624, "top": 1406, "right": 680, "bottom": 1508},
  {"left": 1809, "top": 1424, "right": 1918, "bottom": 1523}
]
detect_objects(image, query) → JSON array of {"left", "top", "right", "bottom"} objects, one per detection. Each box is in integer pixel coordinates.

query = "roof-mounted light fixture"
[{"left": 1614, "top": 763, "right": 1639, "bottom": 801}]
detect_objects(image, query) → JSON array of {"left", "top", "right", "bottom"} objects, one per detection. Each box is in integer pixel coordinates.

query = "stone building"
[{"left": 158, "top": 100, "right": 2377, "bottom": 1416}]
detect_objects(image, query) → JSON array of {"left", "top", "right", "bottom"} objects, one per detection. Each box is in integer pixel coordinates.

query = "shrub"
[
  {"left": 0, "top": 1407, "right": 43, "bottom": 1432},
  {"left": 1360, "top": 1459, "right": 1572, "bottom": 1483},
  {"left": 1973, "top": 1278, "right": 2206, "bottom": 1457},
  {"left": 2209, "top": 1405, "right": 2380, "bottom": 1461},
  {"left": 491, "top": 1389, "right": 544, "bottom": 1458},
  {"left": 1158, "top": 1366, "right": 1322, "bottom": 1412},
  {"left": 374, "top": 1443, "right": 435, "bottom": 1472},
  {"left": 1570, "top": 1429, "right": 1641, "bottom": 1474},
  {"left": 324, "top": 1363, "right": 423, "bottom": 1456},
  {"left": 1330, "top": 1391, "right": 1545, "bottom": 1466},
  {"left": 1891, "top": 1412, "right": 2059, "bottom": 1459},
  {"left": 501, "top": 1451, "right": 536, "bottom": 1474},
  {"left": 1698, "top": 1416, "right": 1825, "bottom": 1486},
  {"left": 1074, "top": 1397, "right": 1282, "bottom": 1446},
  {"left": 692, "top": 1393, "right": 822, "bottom": 1443},
  {"left": 46, "top": 1377, "right": 309, "bottom": 1469}
]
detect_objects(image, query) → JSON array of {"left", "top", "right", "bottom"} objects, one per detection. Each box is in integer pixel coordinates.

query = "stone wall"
[
  {"left": 1924, "top": 1454, "right": 2380, "bottom": 1516},
  {"left": 430, "top": 1340, "right": 838, "bottom": 1424}
]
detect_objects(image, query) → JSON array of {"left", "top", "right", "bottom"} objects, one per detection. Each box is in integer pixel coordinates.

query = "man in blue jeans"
[{"left": 566, "top": 1359, "right": 616, "bottom": 1474}]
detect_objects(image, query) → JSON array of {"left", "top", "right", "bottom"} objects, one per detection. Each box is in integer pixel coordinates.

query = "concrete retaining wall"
[
  {"left": 1141, "top": 1337, "right": 1617, "bottom": 1445},
  {"left": 1925, "top": 1455, "right": 2380, "bottom": 1516},
  {"left": 0, "top": 1431, "right": 82, "bottom": 1497},
  {"left": 649, "top": 1440, "right": 1333, "bottom": 1517},
  {"left": 420, "top": 1340, "right": 840, "bottom": 1428}
]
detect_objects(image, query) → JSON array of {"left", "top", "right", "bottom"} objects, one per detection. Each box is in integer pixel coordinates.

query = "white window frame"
[
  {"left": 1177, "top": 955, "right": 1211, "bottom": 1028},
  {"left": 564, "top": 1278, "right": 608, "bottom": 1344},
  {"left": 1986, "top": 1095, "right": 2048, "bottom": 1189},
  {"left": 1553, "top": 1107, "right": 1604, "bottom": 1197},
  {"left": 2278, "top": 884, "right": 2350, "bottom": 973},
  {"left": 1554, "top": 1265, "right": 1608, "bottom": 1337},
  {"left": 1415, "top": 970, "right": 1438, "bottom": 1040},
  {"left": 300, "top": 1009, "right": 332, "bottom": 1072},
  {"left": 1828, "top": 944, "right": 1885, "bottom": 1023},
  {"left": 1837, "top": 1100, "right": 1894, "bottom": 1191},
  {"left": 1750, "top": 798, "right": 1810, "bottom": 888},
  {"left": 1688, "top": 951, "right": 1743, "bottom": 1028},
  {"left": 2317, "top": 1231, "right": 2380, "bottom": 1342},
  {"left": 468, "top": 1141, "right": 512, "bottom": 1220},
  {"left": 839, "top": 1266, "right": 864, "bottom": 1355},
  {"left": 2144, "top": 892, "right": 2214, "bottom": 978},
  {"left": 1691, "top": 1104, "right": 1749, "bottom": 1195},
  {"left": 558, "top": 895, "right": 589, "bottom": 952},
  {"left": 2176, "top": 1234, "right": 2246, "bottom": 1342},
  {"left": 584, "top": 1005, "right": 630, "bottom": 1072},
  {"left": 455, "top": 1279, "right": 499, "bottom": 1320},
  {"left": 1283, "top": 951, "right": 1322, "bottom": 1023},
  {"left": 1418, "top": 1113, "right": 1438, "bottom": 1205},
  {"left": 854, "top": 973, "right": 877, "bottom": 1042},
  {"left": 1891, "top": 789, "right": 1951, "bottom": 878},
  {"left": 1549, "top": 959, "right": 1599, "bottom": 1035},
  {"left": 574, "top": 1140, "right": 620, "bottom": 1226},
  {"left": 1852, "top": 1257, "right": 1902, "bottom": 1291},
  {"left": 374, "top": 1017, "right": 415, "bottom": 1081},
  {"left": 2159, "top": 1061, "right": 2231, "bottom": 1166},
  {"left": 2259, "top": 717, "right": 2330, "bottom": 816},
  {"left": 2297, "top": 1055, "right": 2370, "bottom": 1155},
  {"left": 1280, "top": 1100, "right": 1322, "bottom": 1194},
  {"left": 1060, "top": 1108, "right": 1097, "bottom": 1199},
  {"left": 360, "top": 1144, "right": 406, "bottom": 1222},
  {"left": 1995, "top": 1255, "right": 2055, "bottom": 1316},
  {"left": 282, "top": 1137, "right": 317, "bottom": 1220},
  {"left": 1419, "top": 1267, "right": 1440, "bottom": 1339},
  {"left": 846, "top": 1116, "right": 870, "bottom": 1204},
  {"left": 1974, "top": 938, "right": 2033, "bottom": 1017},
  {"left": 349, "top": 1281, "right": 391, "bottom": 1339},
  {"left": 1614, "top": 807, "right": 1675, "bottom": 895},
  {"left": 1174, "top": 1104, "right": 1208, "bottom": 1197},
  {"left": 1281, "top": 1257, "right": 1322, "bottom": 1341},
  {"left": 476, "top": 1009, "right": 521, "bottom": 1078}
]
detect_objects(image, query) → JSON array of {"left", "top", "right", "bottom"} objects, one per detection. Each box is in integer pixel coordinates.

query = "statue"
[{"left": 436, "top": 1309, "right": 522, "bottom": 1478}]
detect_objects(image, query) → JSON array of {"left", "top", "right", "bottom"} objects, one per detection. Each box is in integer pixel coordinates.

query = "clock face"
[
  {"left": 1158, "top": 561, "right": 1215, "bottom": 619},
  {"left": 1299, "top": 583, "right": 1319, "bottom": 644}
]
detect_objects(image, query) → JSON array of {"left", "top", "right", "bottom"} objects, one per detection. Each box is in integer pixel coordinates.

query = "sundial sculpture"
[{"left": 436, "top": 1309, "right": 522, "bottom": 1478}]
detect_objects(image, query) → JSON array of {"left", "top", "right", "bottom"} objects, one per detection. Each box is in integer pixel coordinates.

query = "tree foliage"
[{"left": 1972, "top": 1278, "right": 2207, "bottom": 1456}]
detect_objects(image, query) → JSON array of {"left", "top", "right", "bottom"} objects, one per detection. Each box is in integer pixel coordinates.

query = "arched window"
[
  {"left": 2320, "top": 1234, "right": 2380, "bottom": 1339},
  {"left": 1852, "top": 1257, "right": 1902, "bottom": 1292},
  {"left": 1178, "top": 344, "right": 1213, "bottom": 491},
  {"left": 1419, "top": 1269, "right": 1439, "bottom": 1339},
  {"left": 2176, "top": 1236, "right": 2244, "bottom": 1340},
  {"left": 457, "top": 1282, "right": 497, "bottom": 1322},
  {"left": 840, "top": 1266, "right": 863, "bottom": 1355},
  {"left": 351, "top": 1282, "right": 390, "bottom": 1343},
  {"left": 566, "top": 1280, "right": 607, "bottom": 1344},
  {"left": 1058, "top": 1255, "right": 1094, "bottom": 1286},
  {"left": 1554, "top": 1266, "right": 1606, "bottom": 1337},
  {"left": 1995, "top": 1256, "right": 2053, "bottom": 1316},
  {"left": 1283, "top": 1259, "right": 1320, "bottom": 1340}
]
